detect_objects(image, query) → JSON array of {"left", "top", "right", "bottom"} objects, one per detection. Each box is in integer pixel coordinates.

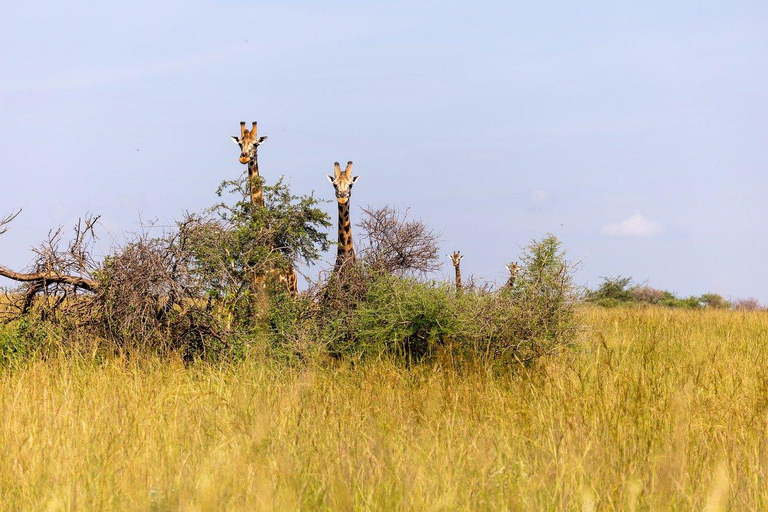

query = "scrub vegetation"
[
  {"left": 1, "top": 175, "right": 765, "bottom": 510},
  {"left": 0, "top": 175, "right": 579, "bottom": 366}
]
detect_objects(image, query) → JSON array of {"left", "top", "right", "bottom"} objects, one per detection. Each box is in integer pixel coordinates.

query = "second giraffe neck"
[
  {"left": 248, "top": 157, "right": 264, "bottom": 208},
  {"left": 336, "top": 200, "right": 355, "bottom": 268},
  {"left": 454, "top": 265, "right": 462, "bottom": 291}
]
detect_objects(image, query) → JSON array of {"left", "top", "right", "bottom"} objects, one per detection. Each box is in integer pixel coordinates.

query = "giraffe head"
[
  {"left": 506, "top": 262, "right": 521, "bottom": 279},
  {"left": 448, "top": 251, "right": 463, "bottom": 267},
  {"left": 327, "top": 161, "right": 359, "bottom": 205},
  {"left": 231, "top": 121, "right": 267, "bottom": 164}
]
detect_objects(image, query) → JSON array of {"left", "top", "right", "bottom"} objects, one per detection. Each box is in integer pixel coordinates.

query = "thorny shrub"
[
  {"left": 2, "top": 171, "right": 583, "bottom": 369},
  {"left": 272, "top": 234, "right": 581, "bottom": 368}
]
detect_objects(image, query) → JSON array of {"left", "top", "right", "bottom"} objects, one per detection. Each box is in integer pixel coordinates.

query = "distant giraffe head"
[
  {"left": 327, "top": 161, "right": 359, "bottom": 205},
  {"left": 448, "top": 251, "right": 463, "bottom": 268},
  {"left": 506, "top": 262, "right": 521, "bottom": 288},
  {"left": 231, "top": 121, "right": 267, "bottom": 164}
]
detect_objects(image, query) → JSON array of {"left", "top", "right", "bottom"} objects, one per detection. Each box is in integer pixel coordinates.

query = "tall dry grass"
[{"left": 0, "top": 308, "right": 767, "bottom": 509}]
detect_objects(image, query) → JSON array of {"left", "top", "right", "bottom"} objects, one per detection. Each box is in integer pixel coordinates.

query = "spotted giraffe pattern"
[
  {"left": 449, "top": 251, "right": 463, "bottom": 293},
  {"left": 279, "top": 266, "right": 298, "bottom": 295},
  {"left": 506, "top": 262, "right": 520, "bottom": 288},
  {"left": 327, "top": 161, "right": 359, "bottom": 271}
]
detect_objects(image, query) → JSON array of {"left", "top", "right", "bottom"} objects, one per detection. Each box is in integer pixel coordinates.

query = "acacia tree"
[{"left": 185, "top": 175, "right": 331, "bottom": 325}]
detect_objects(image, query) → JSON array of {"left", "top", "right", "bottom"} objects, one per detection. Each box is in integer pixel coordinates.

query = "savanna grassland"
[{"left": 1, "top": 307, "right": 766, "bottom": 510}]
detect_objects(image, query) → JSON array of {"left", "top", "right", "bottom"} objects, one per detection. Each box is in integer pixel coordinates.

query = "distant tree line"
[{"left": 586, "top": 276, "right": 764, "bottom": 311}]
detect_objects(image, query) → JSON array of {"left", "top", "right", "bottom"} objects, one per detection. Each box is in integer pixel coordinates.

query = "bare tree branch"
[
  {"left": 0, "top": 214, "right": 101, "bottom": 318},
  {"left": 0, "top": 265, "right": 98, "bottom": 291},
  {"left": 357, "top": 205, "right": 441, "bottom": 276},
  {"left": 0, "top": 209, "right": 21, "bottom": 237}
]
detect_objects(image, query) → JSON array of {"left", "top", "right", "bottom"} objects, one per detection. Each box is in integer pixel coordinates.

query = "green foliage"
[
  {"left": 4, "top": 167, "right": 584, "bottom": 369},
  {"left": 351, "top": 275, "right": 455, "bottom": 361},
  {"left": 699, "top": 293, "right": 730, "bottom": 309},
  {"left": 592, "top": 297, "right": 624, "bottom": 308},
  {"left": 214, "top": 175, "right": 331, "bottom": 267},
  {"left": 0, "top": 318, "right": 61, "bottom": 367},
  {"left": 587, "top": 276, "right": 730, "bottom": 310},
  {"left": 275, "top": 234, "right": 581, "bottom": 369},
  {"left": 587, "top": 276, "right": 635, "bottom": 303},
  {"left": 190, "top": 175, "right": 332, "bottom": 327},
  {"left": 0, "top": 321, "right": 36, "bottom": 367}
]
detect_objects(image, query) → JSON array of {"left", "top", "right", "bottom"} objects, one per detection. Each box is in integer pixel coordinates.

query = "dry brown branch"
[
  {"left": 0, "top": 213, "right": 101, "bottom": 320},
  {"left": 0, "top": 209, "right": 21, "bottom": 237},
  {"left": 0, "top": 265, "right": 97, "bottom": 291},
  {"left": 732, "top": 297, "right": 764, "bottom": 311}
]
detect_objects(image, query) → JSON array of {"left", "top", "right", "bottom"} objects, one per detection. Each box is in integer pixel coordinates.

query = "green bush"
[
  {"left": 351, "top": 275, "right": 455, "bottom": 361},
  {"left": 699, "top": 293, "right": 730, "bottom": 309},
  {"left": 0, "top": 318, "right": 52, "bottom": 367},
  {"left": 589, "top": 277, "right": 716, "bottom": 310},
  {"left": 593, "top": 297, "right": 625, "bottom": 309},
  {"left": 587, "top": 276, "right": 635, "bottom": 304},
  {"left": 492, "top": 234, "right": 581, "bottom": 360},
  {"left": 279, "top": 234, "right": 581, "bottom": 368}
]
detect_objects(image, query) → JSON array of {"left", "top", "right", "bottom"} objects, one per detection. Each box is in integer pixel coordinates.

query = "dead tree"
[
  {"left": 0, "top": 213, "right": 99, "bottom": 317},
  {"left": 357, "top": 205, "right": 441, "bottom": 276}
]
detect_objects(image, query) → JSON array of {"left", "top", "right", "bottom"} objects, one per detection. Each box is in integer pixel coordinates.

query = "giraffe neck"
[
  {"left": 506, "top": 274, "right": 515, "bottom": 288},
  {"left": 454, "top": 264, "right": 462, "bottom": 292},
  {"left": 335, "top": 200, "right": 355, "bottom": 269},
  {"left": 247, "top": 155, "right": 264, "bottom": 208}
]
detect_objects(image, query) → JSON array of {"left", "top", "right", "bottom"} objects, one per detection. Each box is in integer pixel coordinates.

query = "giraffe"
[
  {"left": 230, "top": 121, "right": 298, "bottom": 296},
  {"left": 505, "top": 262, "right": 521, "bottom": 289},
  {"left": 231, "top": 121, "right": 268, "bottom": 207},
  {"left": 327, "top": 161, "right": 359, "bottom": 271},
  {"left": 448, "top": 251, "right": 463, "bottom": 294}
]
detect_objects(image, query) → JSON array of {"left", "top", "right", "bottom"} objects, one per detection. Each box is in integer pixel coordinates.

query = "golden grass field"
[{"left": 1, "top": 308, "right": 767, "bottom": 510}]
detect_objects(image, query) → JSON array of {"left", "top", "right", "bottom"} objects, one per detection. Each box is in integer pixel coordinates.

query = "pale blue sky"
[{"left": 1, "top": 1, "right": 766, "bottom": 300}]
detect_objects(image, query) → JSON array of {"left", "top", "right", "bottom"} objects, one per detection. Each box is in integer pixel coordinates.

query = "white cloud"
[{"left": 600, "top": 213, "right": 664, "bottom": 237}]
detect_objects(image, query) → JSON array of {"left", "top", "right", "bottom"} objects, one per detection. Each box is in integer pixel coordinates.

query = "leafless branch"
[
  {"left": 0, "top": 214, "right": 101, "bottom": 319},
  {"left": 0, "top": 209, "right": 21, "bottom": 237},
  {"left": 0, "top": 265, "right": 98, "bottom": 291},
  {"left": 357, "top": 205, "right": 441, "bottom": 276}
]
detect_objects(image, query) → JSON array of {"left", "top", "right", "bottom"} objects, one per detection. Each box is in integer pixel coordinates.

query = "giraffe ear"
[
  {"left": 459, "top": 254, "right": 464, "bottom": 260},
  {"left": 351, "top": 175, "right": 360, "bottom": 184},
  {"left": 257, "top": 136, "right": 268, "bottom": 144},
  {"left": 230, "top": 136, "right": 240, "bottom": 144},
  {"left": 327, "top": 175, "right": 335, "bottom": 184}
]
